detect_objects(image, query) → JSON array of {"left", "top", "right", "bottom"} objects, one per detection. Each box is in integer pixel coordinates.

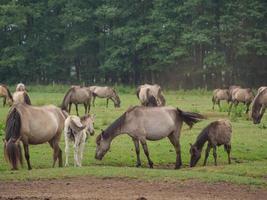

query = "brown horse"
[
  {"left": 190, "top": 119, "right": 232, "bottom": 167},
  {"left": 0, "top": 84, "right": 13, "bottom": 106},
  {"left": 136, "top": 84, "right": 166, "bottom": 106},
  {"left": 61, "top": 86, "right": 92, "bottom": 115},
  {"left": 251, "top": 87, "right": 267, "bottom": 124},
  {"left": 4, "top": 103, "right": 66, "bottom": 170},
  {"left": 95, "top": 106, "right": 204, "bottom": 169},
  {"left": 212, "top": 89, "right": 230, "bottom": 110},
  {"left": 13, "top": 91, "right": 31, "bottom": 105},
  {"left": 89, "top": 86, "right": 120, "bottom": 108},
  {"left": 228, "top": 88, "right": 254, "bottom": 115},
  {"left": 229, "top": 85, "right": 241, "bottom": 101}
]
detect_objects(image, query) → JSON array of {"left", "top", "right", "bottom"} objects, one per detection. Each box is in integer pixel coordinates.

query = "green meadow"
[{"left": 0, "top": 86, "right": 266, "bottom": 187}]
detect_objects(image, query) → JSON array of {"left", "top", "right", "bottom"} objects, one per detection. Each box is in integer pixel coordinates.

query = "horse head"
[
  {"left": 189, "top": 143, "right": 201, "bottom": 167},
  {"left": 95, "top": 130, "right": 111, "bottom": 160}
]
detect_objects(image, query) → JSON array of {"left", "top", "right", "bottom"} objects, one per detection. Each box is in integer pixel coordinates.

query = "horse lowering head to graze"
[
  {"left": 4, "top": 103, "right": 66, "bottom": 170},
  {"left": 258, "top": 86, "right": 267, "bottom": 94},
  {"left": 95, "top": 106, "right": 204, "bottom": 169},
  {"left": 64, "top": 114, "right": 95, "bottom": 167},
  {"left": 251, "top": 87, "right": 267, "bottom": 124},
  {"left": 89, "top": 86, "right": 121, "bottom": 108},
  {"left": 136, "top": 84, "right": 166, "bottom": 107},
  {"left": 228, "top": 88, "right": 254, "bottom": 115},
  {"left": 0, "top": 84, "right": 13, "bottom": 107},
  {"left": 212, "top": 89, "right": 230, "bottom": 110},
  {"left": 190, "top": 119, "right": 232, "bottom": 167},
  {"left": 13, "top": 91, "right": 31, "bottom": 105},
  {"left": 16, "top": 83, "right": 26, "bottom": 92},
  {"left": 61, "top": 86, "right": 92, "bottom": 116}
]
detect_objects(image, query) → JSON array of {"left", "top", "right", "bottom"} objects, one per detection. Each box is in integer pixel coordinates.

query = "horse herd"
[{"left": 0, "top": 83, "right": 266, "bottom": 170}]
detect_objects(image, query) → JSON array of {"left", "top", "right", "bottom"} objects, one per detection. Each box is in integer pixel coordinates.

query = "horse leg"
[
  {"left": 106, "top": 98, "right": 109, "bottom": 108},
  {"left": 75, "top": 104, "right": 79, "bottom": 116},
  {"left": 92, "top": 96, "right": 96, "bottom": 107},
  {"left": 245, "top": 102, "right": 250, "bottom": 114},
  {"left": 68, "top": 103, "right": 72, "bottom": 113},
  {"left": 212, "top": 145, "right": 217, "bottom": 166},
  {"left": 3, "top": 97, "right": 6, "bottom": 107},
  {"left": 78, "top": 136, "right": 86, "bottom": 167},
  {"left": 65, "top": 137, "right": 70, "bottom": 167},
  {"left": 140, "top": 139, "right": 153, "bottom": 168},
  {"left": 132, "top": 138, "right": 141, "bottom": 167},
  {"left": 168, "top": 133, "right": 182, "bottom": 169},
  {"left": 23, "top": 143, "right": 32, "bottom": 170},
  {"left": 218, "top": 100, "right": 221, "bottom": 111},
  {"left": 203, "top": 143, "right": 211, "bottom": 166},
  {"left": 212, "top": 97, "right": 215, "bottom": 110},
  {"left": 87, "top": 100, "right": 91, "bottom": 113},
  {"left": 228, "top": 102, "right": 233, "bottom": 115},
  {"left": 49, "top": 139, "right": 63, "bottom": 168},
  {"left": 84, "top": 103, "right": 87, "bottom": 115},
  {"left": 224, "top": 144, "right": 231, "bottom": 164}
]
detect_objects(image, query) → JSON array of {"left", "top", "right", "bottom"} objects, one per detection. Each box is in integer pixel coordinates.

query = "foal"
[
  {"left": 190, "top": 119, "right": 232, "bottom": 167},
  {"left": 64, "top": 114, "right": 95, "bottom": 167}
]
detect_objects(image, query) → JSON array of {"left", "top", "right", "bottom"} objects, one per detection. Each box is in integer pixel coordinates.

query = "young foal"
[
  {"left": 190, "top": 119, "right": 232, "bottom": 167},
  {"left": 64, "top": 114, "right": 95, "bottom": 167}
]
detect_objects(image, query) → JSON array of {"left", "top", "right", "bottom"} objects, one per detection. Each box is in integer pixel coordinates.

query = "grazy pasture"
[{"left": 0, "top": 85, "right": 267, "bottom": 191}]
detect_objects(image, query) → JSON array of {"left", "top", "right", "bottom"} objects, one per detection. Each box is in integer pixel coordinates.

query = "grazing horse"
[
  {"left": 95, "top": 106, "right": 204, "bottom": 169},
  {"left": 228, "top": 88, "right": 254, "bottom": 115},
  {"left": 89, "top": 86, "right": 120, "bottom": 108},
  {"left": 212, "top": 89, "right": 230, "bottom": 110},
  {"left": 251, "top": 87, "right": 267, "bottom": 124},
  {"left": 4, "top": 104, "right": 66, "bottom": 170},
  {"left": 229, "top": 85, "right": 241, "bottom": 102},
  {"left": 136, "top": 84, "right": 166, "bottom": 107},
  {"left": 61, "top": 86, "right": 92, "bottom": 115},
  {"left": 190, "top": 119, "right": 232, "bottom": 167},
  {"left": 258, "top": 86, "right": 267, "bottom": 94},
  {"left": 64, "top": 114, "right": 95, "bottom": 167},
  {"left": 16, "top": 83, "right": 26, "bottom": 91},
  {"left": 13, "top": 91, "right": 31, "bottom": 105},
  {"left": 0, "top": 84, "right": 13, "bottom": 106}
]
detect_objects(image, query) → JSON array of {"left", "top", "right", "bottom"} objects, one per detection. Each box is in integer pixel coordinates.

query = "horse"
[
  {"left": 212, "top": 89, "right": 230, "bottom": 110},
  {"left": 4, "top": 103, "right": 66, "bottom": 170},
  {"left": 95, "top": 106, "right": 204, "bottom": 169},
  {"left": 89, "top": 86, "right": 120, "bottom": 108},
  {"left": 64, "top": 114, "right": 95, "bottom": 167},
  {"left": 61, "top": 86, "right": 92, "bottom": 116},
  {"left": 251, "top": 87, "right": 267, "bottom": 124},
  {"left": 16, "top": 83, "right": 26, "bottom": 91},
  {"left": 229, "top": 85, "right": 241, "bottom": 101},
  {"left": 0, "top": 84, "right": 13, "bottom": 107},
  {"left": 13, "top": 91, "right": 31, "bottom": 105},
  {"left": 189, "top": 119, "right": 232, "bottom": 167},
  {"left": 258, "top": 86, "right": 267, "bottom": 94},
  {"left": 228, "top": 88, "right": 254, "bottom": 115},
  {"left": 136, "top": 84, "right": 166, "bottom": 107}
]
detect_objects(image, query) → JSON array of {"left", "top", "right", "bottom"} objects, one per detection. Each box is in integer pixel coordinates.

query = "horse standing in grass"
[
  {"left": 228, "top": 88, "right": 254, "bottom": 115},
  {"left": 212, "top": 89, "right": 230, "bottom": 110},
  {"left": 229, "top": 85, "right": 241, "bottom": 101},
  {"left": 61, "top": 86, "right": 92, "bottom": 115},
  {"left": 136, "top": 84, "right": 166, "bottom": 107},
  {"left": 0, "top": 84, "right": 13, "bottom": 106},
  {"left": 16, "top": 83, "right": 26, "bottom": 91},
  {"left": 64, "top": 114, "right": 95, "bottom": 167},
  {"left": 89, "top": 86, "right": 121, "bottom": 108},
  {"left": 95, "top": 106, "right": 204, "bottom": 169},
  {"left": 251, "top": 87, "right": 267, "bottom": 124},
  {"left": 13, "top": 91, "right": 31, "bottom": 105},
  {"left": 4, "top": 104, "right": 66, "bottom": 170},
  {"left": 189, "top": 119, "right": 232, "bottom": 167}
]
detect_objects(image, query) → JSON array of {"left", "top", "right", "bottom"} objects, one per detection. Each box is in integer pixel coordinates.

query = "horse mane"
[
  {"left": 61, "top": 87, "right": 74, "bottom": 111},
  {"left": 252, "top": 88, "right": 267, "bottom": 115},
  {"left": 23, "top": 92, "right": 31, "bottom": 105},
  {"left": 194, "top": 122, "right": 214, "bottom": 149},
  {"left": 1, "top": 84, "right": 13, "bottom": 100},
  {"left": 136, "top": 86, "right": 141, "bottom": 98}
]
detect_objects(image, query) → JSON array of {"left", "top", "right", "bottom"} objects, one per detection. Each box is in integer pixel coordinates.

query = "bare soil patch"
[{"left": 0, "top": 176, "right": 266, "bottom": 200}]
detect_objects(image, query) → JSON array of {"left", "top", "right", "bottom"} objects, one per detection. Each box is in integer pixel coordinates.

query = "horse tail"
[
  {"left": 23, "top": 92, "right": 31, "bottom": 105},
  {"left": 61, "top": 88, "right": 74, "bottom": 111},
  {"left": 177, "top": 108, "right": 205, "bottom": 129},
  {"left": 4, "top": 107, "right": 23, "bottom": 170}
]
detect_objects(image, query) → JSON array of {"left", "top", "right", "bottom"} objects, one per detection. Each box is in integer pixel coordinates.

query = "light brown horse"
[
  {"left": 228, "top": 88, "right": 254, "bottom": 115},
  {"left": 95, "top": 106, "right": 204, "bottom": 169},
  {"left": 251, "top": 87, "right": 267, "bottom": 124},
  {"left": 89, "top": 86, "right": 120, "bottom": 108},
  {"left": 136, "top": 84, "right": 166, "bottom": 106},
  {"left": 212, "top": 89, "right": 230, "bottom": 110},
  {"left": 258, "top": 86, "right": 267, "bottom": 94},
  {"left": 229, "top": 85, "right": 241, "bottom": 101},
  {"left": 190, "top": 119, "right": 232, "bottom": 167},
  {"left": 16, "top": 83, "right": 26, "bottom": 91},
  {"left": 0, "top": 84, "right": 13, "bottom": 106},
  {"left": 13, "top": 91, "right": 31, "bottom": 105},
  {"left": 4, "top": 104, "right": 66, "bottom": 170},
  {"left": 61, "top": 86, "right": 92, "bottom": 115}
]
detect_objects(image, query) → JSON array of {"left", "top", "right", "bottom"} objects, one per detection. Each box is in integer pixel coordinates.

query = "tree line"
[{"left": 0, "top": 0, "right": 266, "bottom": 89}]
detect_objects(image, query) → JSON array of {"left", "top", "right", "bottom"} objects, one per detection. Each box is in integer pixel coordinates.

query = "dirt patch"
[{"left": 0, "top": 176, "right": 266, "bottom": 200}]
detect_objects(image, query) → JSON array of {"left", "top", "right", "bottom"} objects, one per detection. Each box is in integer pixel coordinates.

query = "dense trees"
[{"left": 0, "top": 0, "right": 266, "bottom": 88}]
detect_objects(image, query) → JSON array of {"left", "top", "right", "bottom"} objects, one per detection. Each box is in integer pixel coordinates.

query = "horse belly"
[{"left": 144, "top": 121, "right": 174, "bottom": 141}]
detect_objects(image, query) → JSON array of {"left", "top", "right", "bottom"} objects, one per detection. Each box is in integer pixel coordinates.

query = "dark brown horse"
[
  {"left": 95, "top": 106, "right": 204, "bottom": 169},
  {"left": 0, "top": 84, "right": 13, "bottom": 106},
  {"left": 190, "top": 119, "right": 232, "bottom": 167},
  {"left": 251, "top": 87, "right": 267, "bottom": 124}
]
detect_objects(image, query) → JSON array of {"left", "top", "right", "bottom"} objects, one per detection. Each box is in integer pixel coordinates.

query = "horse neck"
[{"left": 194, "top": 129, "right": 209, "bottom": 150}]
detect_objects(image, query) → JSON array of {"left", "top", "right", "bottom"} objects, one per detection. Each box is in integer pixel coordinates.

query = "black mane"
[{"left": 102, "top": 112, "right": 126, "bottom": 139}]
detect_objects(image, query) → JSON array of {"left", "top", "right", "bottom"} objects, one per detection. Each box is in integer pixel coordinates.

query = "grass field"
[{"left": 0, "top": 86, "right": 267, "bottom": 187}]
